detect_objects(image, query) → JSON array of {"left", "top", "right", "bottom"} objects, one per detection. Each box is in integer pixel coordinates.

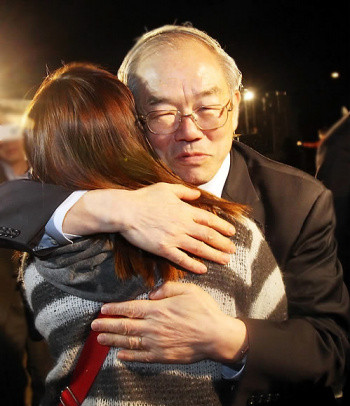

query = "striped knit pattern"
[{"left": 23, "top": 217, "right": 287, "bottom": 405}]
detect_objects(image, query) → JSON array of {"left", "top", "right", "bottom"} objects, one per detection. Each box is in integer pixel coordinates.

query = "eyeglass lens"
[{"left": 145, "top": 102, "right": 231, "bottom": 135}]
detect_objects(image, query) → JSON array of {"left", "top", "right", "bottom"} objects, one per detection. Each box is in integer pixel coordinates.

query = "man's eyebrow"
[
  {"left": 145, "top": 87, "right": 225, "bottom": 107},
  {"left": 197, "top": 87, "right": 224, "bottom": 98},
  {"left": 146, "top": 96, "right": 170, "bottom": 106}
]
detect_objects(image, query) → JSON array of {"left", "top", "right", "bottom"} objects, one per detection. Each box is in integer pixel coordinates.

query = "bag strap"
[{"left": 59, "top": 311, "right": 111, "bottom": 406}]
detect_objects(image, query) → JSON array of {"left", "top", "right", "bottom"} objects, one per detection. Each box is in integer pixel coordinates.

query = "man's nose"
[{"left": 174, "top": 115, "right": 204, "bottom": 142}]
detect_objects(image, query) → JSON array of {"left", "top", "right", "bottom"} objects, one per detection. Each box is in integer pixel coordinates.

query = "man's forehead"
[
  {"left": 136, "top": 41, "right": 224, "bottom": 79},
  {"left": 135, "top": 53, "right": 229, "bottom": 106}
]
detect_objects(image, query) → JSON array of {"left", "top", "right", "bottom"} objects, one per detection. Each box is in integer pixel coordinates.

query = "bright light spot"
[
  {"left": 243, "top": 89, "right": 255, "bottom": 101},
  {"left": 331, "top": 72, "right": 340, "bottom": 79}
]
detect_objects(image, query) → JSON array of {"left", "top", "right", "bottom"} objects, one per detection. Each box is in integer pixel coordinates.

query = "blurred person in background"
[
  {"left": 316, "top": 108, "right": 350, "bottom": 405},
  {"left": 316, "top": 108, "right": 350, "bottom": 289},
  {"left": 0, "top": 111, "right": 51, "bottom": 405},
  {"left": 0, "top": 120, "right": 29, "bottom": 404}
]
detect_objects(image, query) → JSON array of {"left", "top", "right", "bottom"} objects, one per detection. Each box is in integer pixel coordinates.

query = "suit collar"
[{"left": 222, "top": 141, "right": 266, "bottom": 232}]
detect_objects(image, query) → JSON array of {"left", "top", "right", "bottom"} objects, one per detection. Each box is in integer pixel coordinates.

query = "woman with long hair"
[{"left": 21, "top": 62, "right": 287, "bottom": 405}]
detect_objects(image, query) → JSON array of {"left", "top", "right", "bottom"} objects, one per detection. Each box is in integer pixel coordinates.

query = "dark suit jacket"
[
  {"left": 220, "top": 142, "right": 349, "bottom": 405},
  {"left": 0, "top": 141, "right": 349, "bottom": 406}
]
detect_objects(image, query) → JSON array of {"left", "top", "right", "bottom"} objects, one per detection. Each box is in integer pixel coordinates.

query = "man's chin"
[{"left": 174, "top": 168, "right": 212, "bottom": 187}]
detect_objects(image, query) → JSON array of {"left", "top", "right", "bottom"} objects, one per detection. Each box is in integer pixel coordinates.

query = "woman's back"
[{"left": 23, "top": 217, "right": 286, "bottom": 405}]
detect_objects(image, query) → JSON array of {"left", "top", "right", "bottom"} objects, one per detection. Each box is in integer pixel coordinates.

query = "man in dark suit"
[
  {"left": 0, "top": 128, "right": 30, "bottom": 405},
  {"left": 0, "top": 161, "right": 28, "bottom": 406},
  {"left": 0, "top": 118, "right": 28, "bottom": 406},
  {"left": 316, "top": 111, "right": 350, "bottom": 404},
  {"left": 316, "top": 111, "right": 350, "bottom": 289},
  {"left": 0, "top": 124, "right": 51, "bottom": 405},
  {"left": 0, "top": 25, "right": 349, "bottom": 406}
]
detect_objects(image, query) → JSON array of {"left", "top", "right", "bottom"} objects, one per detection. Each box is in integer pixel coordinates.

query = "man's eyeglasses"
[{"left": 138, "top": 100, "right": 232, "bottom": 135}]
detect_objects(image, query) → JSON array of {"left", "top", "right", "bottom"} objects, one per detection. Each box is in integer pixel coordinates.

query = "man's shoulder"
[
  {"left": 233, "top": 141, "right": 326, "bottom": 197},
  {"left": 230, "top": 142, "right": 335, "bottom": 267}
]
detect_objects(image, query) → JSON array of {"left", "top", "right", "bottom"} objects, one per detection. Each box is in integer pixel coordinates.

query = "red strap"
[{"left": 59, "top": 311, "right": 112, "bottom": 405}]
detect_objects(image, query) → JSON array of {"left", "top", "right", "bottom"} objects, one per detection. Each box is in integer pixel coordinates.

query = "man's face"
[
  {"left": 134, "top": 41, "right": 240, "bottom": 185},
  {"left": 0, "top": 139, "right": 25, "bottom": 165}
]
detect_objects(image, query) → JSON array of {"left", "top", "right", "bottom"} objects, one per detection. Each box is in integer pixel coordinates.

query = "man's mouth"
[{"left": 175, "top": 152, "right": 209, "bottom": 165}]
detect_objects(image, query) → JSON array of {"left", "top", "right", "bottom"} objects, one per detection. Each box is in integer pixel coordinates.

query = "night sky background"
[{"left": 1, "top": 0, "right": 349, "bottom": 147}]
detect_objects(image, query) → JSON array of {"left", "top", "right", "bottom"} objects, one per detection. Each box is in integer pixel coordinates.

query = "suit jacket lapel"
[{"left": 222, "top": 143, "right": 266, "bottom": 233}]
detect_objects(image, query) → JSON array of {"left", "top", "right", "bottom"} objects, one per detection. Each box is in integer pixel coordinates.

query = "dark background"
[{"left": 0, "top": 0, "right": 349, "bottom": 169}]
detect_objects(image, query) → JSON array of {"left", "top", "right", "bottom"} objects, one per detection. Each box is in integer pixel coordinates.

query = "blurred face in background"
[{"left": 0, "top": 139, "right": 26, "bottom": 165}]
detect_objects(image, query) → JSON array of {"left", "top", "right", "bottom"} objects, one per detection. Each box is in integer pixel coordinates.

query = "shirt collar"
[{"left": 198, "top": 154, "right": 230, "bottom": 198}]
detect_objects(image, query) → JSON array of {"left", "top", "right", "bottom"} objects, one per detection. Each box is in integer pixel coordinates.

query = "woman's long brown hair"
[{"left": 24, "top": 62, "right": 247, "bottom": 286}]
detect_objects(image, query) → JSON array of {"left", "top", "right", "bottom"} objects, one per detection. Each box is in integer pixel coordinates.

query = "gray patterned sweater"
[{"left": 23, "top": 217, "right": 287, "bottom": 405}]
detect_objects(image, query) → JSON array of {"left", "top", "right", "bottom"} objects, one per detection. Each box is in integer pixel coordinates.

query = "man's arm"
[
  {"left": 0, "top": 179, "right": 71, "bottom": 251},
  {"left": 63, "top": 183, "right": 236, "bottom": 273},
  {"left": 239, "top": 189, "right": 349, "bottom": 390},
  {"left": 1, "top": 181, "right": 236, "bottom": 273},
  {"left": 90, "top": 188, "right": 349, "bottom": 391}
]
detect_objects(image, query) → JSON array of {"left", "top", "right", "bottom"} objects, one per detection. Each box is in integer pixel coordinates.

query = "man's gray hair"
[{"left": 118, "top": 24, "right": 242, "bottom": 98}]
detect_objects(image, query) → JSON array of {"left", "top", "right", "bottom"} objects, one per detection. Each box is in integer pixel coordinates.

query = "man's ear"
[{"left": 232, "top": 90, "right": 241, "bottom": 131}]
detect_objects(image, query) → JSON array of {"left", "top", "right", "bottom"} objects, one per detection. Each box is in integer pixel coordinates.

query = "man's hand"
[
  {"left": 91, "top": 282, "right": 247, "bottom": 364},
  {"left": 64, "top": 183, "right": 236, "bottom": 274}
]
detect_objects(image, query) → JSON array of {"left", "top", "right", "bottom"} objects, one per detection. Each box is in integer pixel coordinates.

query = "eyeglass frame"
[{"left": 138, "top": 99, "right": 233, "bottom": 135}]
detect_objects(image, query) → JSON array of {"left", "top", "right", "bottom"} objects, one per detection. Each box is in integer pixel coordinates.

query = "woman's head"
[{"left": 24, "top": 62, "right": 167, "bottom": 190}]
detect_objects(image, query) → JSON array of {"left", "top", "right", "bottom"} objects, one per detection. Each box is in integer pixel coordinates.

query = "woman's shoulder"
[{"left": 233, "top": 215, "right": 265, "bottom": 252}]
